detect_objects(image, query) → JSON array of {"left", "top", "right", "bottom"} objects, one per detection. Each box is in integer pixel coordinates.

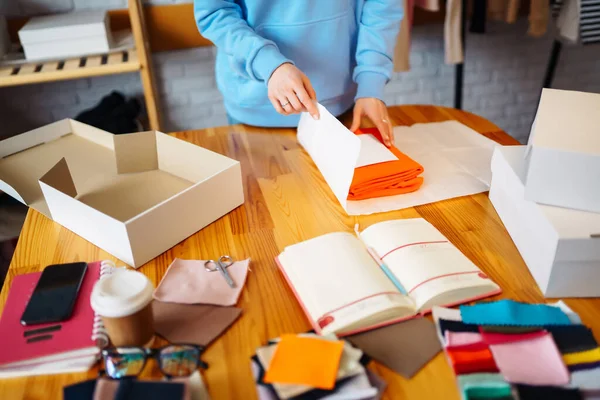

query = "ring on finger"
[
  {"left": 382, "top": 119, "right": 388, "bottom": 123},
  {"left": 280, "top": 101, "right": 290, "bottom": 108}
]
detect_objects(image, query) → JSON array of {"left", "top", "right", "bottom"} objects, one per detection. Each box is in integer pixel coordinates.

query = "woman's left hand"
[{"left": 350, "top": 98, "right": 394, "bottom": 147}]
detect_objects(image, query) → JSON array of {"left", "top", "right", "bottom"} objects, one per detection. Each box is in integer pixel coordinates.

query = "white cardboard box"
[
  {"left": 0, "top": 120, "right": 244, "bottom": 268},
  {"left": 18, "top": 11, "right": 112, "bottom": 61},
  {"left": 525, "top": 88, "right": 600, "bottom": 213},
  {"left": 490, "top": 145, "right": 600, "bottom": 297}
]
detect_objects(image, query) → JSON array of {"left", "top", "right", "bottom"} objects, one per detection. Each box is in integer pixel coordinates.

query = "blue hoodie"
[{"left": 194, "top": 1, "right": 403, "bottom": 127}]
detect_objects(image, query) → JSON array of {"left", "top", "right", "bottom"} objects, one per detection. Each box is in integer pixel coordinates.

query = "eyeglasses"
[{"left": 101, "top": 344, "right": 208, "bottom": 379}]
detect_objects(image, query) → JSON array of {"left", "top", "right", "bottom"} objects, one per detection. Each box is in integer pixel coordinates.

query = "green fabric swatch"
[{"left": 458, "top": 373, "right": 514, "bottom": 399}]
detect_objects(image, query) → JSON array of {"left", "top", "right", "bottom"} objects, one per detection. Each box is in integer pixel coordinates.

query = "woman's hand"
[
  {"left": 350, "top": 98, "right": 394, "bottom": 147},
  {"left": 268, "top": 63, "right": 320, "bottom": 119}
]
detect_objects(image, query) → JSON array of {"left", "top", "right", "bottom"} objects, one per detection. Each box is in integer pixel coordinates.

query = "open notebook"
[{"left": 276, "top": 218, "right": 500, "bottom": 336}]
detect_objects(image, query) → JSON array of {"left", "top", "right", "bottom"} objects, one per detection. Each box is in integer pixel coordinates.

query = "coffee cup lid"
[{"left": 91, "top": 269, "right": 154, "bottom": 318}]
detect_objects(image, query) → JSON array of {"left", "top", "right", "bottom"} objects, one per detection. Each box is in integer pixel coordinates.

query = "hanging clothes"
[
  {"left": 529, "top": 0, "right": 551, "bottom": 36},
  {"left": 488, "top": 0, "right": 550, "bottom": 37},
  {"left": 445, "top": 0, "right": 464, "bottom": 63},
  {"left": 393, "top": 0, "right": 464, "bottom": 72},
  {"left": 393, "top": 0, "right": 414, "bottom": 71},
  {"left": 554, "top": 0, "right": 600, "bottom": 44},
  {"left": 581, "top": 0, "right": 600, "bottom": 44}
]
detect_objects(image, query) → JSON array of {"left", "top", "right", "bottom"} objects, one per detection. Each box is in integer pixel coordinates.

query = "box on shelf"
[
  {"left": 18, "top": 10, "right": 112, "bottom": 61},
  {"left": 0, "top": 120, "right": 244, "bottom": 268},
  {"left": 525, "top": 88, "right": 600, "bottom": 213},
  {"left": 490, "top": 145, "right": 600, "bottom": 298}
]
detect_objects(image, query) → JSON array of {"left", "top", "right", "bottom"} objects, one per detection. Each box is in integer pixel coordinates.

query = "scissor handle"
[
  {"left": 204, "top": 260, "right": 218, "bottom": 272},
  {"left": 218, "top": 255, "right": 234, "bottom": 268},
  {"left": 204, "top": 256, "right": 234, "bottom": 272}
]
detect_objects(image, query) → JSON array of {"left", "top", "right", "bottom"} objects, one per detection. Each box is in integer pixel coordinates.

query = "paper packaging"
[
  {"left": 0, "top": 119, "right": 244, "bottom": 268},
  {"left": 489, "top": 145, "right": 600, "bottom": 297},
  {"left": 524, "top": 89, "right": 600, "bottom": 213},
  {"left": 297, "top": 103, "right": 497, "bottom": 215},
  {"left": 18, "top": 10, "right": 112, "bottom": 61}
]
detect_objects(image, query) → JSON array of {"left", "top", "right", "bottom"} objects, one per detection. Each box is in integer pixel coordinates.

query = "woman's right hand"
[{"left": 268, "top": 63, "right": 320, "bottom": 120}]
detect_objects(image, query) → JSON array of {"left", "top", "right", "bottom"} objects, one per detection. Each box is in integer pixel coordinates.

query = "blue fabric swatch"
[{"left": 459, "top": 300, "right": 572, "bottom": 327}]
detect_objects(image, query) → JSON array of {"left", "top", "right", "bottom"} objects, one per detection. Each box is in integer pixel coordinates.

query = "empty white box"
[
  {"left": 490, "top": 145, "right": 600, "bottom": 297},
  {"left": 525, "top": 88, "right": 600, "bottom": 213},
  {"left": 0, "top": 120, "right": 244, "bottom": 268},
  {"left": 18, "top": 10, "right": 112, "bottom": 61}
]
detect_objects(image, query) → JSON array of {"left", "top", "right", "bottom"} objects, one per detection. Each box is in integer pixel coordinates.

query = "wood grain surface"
[{"left": 2, "top": 105, "right": 600, "bottom": 400}]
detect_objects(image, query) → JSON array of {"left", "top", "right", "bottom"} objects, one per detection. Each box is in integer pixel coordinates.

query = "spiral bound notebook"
[{"left": 0, "top": 260, "right": 116, "bottom": 378}]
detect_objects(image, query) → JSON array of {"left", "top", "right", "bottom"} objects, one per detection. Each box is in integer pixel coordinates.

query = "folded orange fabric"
[
  {"left": 349, "top": 127, "right": 424, "bottom": 200},
  {"left": 263, "top": 334, "right": 344, "bottom": 389}
]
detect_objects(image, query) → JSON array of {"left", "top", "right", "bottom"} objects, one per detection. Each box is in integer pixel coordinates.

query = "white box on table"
[
  {"left": 18, "top": 10, "right": 112, "bottom": 61},
  {"left": 0, "top": 120, "right": 244, "bottom": 268},
  {"left": 490, "top": 145, "right": 600, "bottom": 297},
  {"left": 524, "top": 89, "right": 600, "bottom": 213}
]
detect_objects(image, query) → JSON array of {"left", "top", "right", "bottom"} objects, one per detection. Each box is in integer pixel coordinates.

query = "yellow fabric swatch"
[
  {"left": 563, "top": 347, "right": 600, "bottom": 365},
  {"left": 264, "top": 334, "right": 344, "bottom": 389}
]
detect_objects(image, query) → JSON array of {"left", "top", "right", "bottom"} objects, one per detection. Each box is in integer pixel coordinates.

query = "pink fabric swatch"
[
  {"left": 480, "top": 328, "right": 547, "bottom": 345},
  {"left": 445, "top": 331, "right": 484, "bottom": 347},
  {"left": 490, "top": 332, "right": 570, "bottom": 386},
  {"left": 153, "top": 258, "right": 250, "bottom": 306}
]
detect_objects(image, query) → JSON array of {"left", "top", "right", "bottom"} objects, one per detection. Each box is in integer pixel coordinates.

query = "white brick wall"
[{"left": 0, "top": 10, "right": 599, "bottom": 142}]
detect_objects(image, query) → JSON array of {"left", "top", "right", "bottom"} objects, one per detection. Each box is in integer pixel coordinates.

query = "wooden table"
[{"left": 2, "top": 105, "right": 600, "bottom": 399}]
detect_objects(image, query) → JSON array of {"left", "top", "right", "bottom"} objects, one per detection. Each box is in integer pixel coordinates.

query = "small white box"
[
  {"left": 525, "top": 88, "right": 600, "bottom": 213},
  {"left": 18, "top": 10, "right": 112, "bottom": 61},
  {"left": 0, "top": 120, "right": 244, "bottom": 268},
  {"left": 490, "top": 145, "right": 600, "bottom": 297}
]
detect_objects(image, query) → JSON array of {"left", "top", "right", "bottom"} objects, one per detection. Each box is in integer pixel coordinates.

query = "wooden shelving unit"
[{"left": 0, "top": 0, "right": 162, "bottom": 131}]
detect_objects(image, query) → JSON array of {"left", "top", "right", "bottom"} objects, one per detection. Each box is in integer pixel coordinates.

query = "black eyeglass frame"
[{"left": 100, "top": 343, "right": 208, "bottom": 380}]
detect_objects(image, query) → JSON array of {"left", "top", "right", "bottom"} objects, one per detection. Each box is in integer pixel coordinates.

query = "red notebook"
[
  {"left": 0, "top": 261, "right": 114, "bottom": 377},
  {"left": 275, "top": 218, "right": 501, "bottom": 337}
]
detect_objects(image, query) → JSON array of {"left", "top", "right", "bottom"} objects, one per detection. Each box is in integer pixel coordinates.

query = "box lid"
[
  {"left": 18, "top": 10, "right": 108, "bottom": 44},
  {"left": 528, "top": 89, "right": 600, "bottom": 155},
  {"left": 493, "top": 145, "right": 600, "bottom": 240}
]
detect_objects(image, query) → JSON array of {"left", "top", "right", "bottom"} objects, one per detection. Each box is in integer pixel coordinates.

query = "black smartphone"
[{"left": 20, "top": 262, "right": 88, "bottom": 326}]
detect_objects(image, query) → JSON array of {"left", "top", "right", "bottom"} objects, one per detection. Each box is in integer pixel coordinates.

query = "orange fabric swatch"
[
  {"left": 349, "top": 128, "right": 424, "bottom": 200},
  {"left": 263, "top": 334, "right": 344, "bottom": 389}
]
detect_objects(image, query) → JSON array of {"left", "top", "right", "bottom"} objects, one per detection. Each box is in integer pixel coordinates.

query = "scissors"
[{"left": 204, "top": 255, "right": 236, "bottom": 288}]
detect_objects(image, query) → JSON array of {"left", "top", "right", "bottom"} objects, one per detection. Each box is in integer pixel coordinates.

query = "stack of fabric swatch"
[
  {"left": 433, "top": 299, "right": 600, "bottom": 400},
  {"left": 251, "top": 333, "right": 386, "bottom": 400}
]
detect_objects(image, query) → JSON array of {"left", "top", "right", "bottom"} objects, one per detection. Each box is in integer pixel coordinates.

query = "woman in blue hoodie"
[{"left": 195, "top": 1, "right": 403, "bottom": 146}]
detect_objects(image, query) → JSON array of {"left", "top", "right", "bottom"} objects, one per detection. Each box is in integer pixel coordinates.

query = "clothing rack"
[
  {"left": 454, "top": 0, "right": 469, "bottom": 109},
  {"left": 542, "top": 39, "right": 563, "bottom": 88}
]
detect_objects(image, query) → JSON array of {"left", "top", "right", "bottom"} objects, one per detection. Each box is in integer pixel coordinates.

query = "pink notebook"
[
  {"left": 0, "top": 261, "right": 114, "bottom": 373},
  {"left": 275, "top": 218, "right": 502, "bottom": 337}
]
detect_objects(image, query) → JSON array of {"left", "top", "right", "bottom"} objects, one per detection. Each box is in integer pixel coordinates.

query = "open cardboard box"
[{"left": 0, "top": 119, "right": 244, "bottom": 267}]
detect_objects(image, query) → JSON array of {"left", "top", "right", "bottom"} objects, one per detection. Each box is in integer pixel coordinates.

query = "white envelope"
[{"left": 297, "top": 104, "right": 497, "bottom": 215}]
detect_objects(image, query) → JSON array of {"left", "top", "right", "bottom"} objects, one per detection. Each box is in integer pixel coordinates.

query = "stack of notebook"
[
  {"left": 251, "top": 333, "right": 386, "bottom": 400},
  {"left": 433, "top": 299, "right": 600, "bottom": 399},
  {"left": 0, "top": 261, "right": 113, "bottom": 378}
]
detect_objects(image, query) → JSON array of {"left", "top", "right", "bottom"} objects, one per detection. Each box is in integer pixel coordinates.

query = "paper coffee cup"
[{"left": 91, "top": 269, "right": 155, "bottom": 347}]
